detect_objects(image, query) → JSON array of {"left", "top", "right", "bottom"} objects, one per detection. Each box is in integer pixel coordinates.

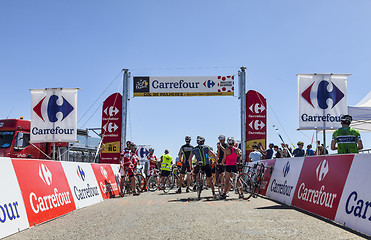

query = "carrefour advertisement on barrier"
[
  {"left": 266, "top": 158, "right": 305, "bottom": 205},
  {"left": 30, "top": 88, "right": 78, "bottom": 143},
  {"left": 133, "top": 76, "right": 234, "bottom": 97},
  {"left": 335, "top": 154, "right": 371, "bottom": 236},
  {"left": 91, "top": 163, "right": 120, "bottom": 199},
  {"left": 291, "top": 155, "right": 353, "bottom": 220},
  {"left": 0, "top": 158, "right": 29, "bottom": 239},
  {"left": 12, "top": 159, "right": 76, "bottom": 226},
  {"left": 61, "top": 162, "right": 103, "bottom": 209},
  {"left": 298, "top": 74, "right": 348, "bottom": 130}
]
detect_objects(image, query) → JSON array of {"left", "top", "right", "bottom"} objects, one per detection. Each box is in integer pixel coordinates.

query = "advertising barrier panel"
[
  {"left": 0, "top": 158, "right": 29, "bottom": 239},
  {"left": 266, "top": 158, "right": 304, "bottom": 205},
  {"left": 61, "top": 162, "right": 103, "bottom": 209},
  {"left": 291, "top": 155, "right": 354, "bottom": 220},
  {"left": 12, "top": 159, "right": 76, "bottom": 226},
  {"left": 334, "top": 154, "right": 371, "bottom": 236},
  {"left": 91, "top": 163, "right": 120, "bottom": 199}
]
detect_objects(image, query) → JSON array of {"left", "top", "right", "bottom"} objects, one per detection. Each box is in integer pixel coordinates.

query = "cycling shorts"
[
  {"left": 216, "top": 165, "right": 225, "bottom": 174},
  {"left": 180, "top": 162, "right": 191, "bottom": 174},
  {"left": 225, "top": 165, "right": 237, "bottom": 173},
  {"left": 161, "top": 170, "right": 171, "bottom": 177},
  {"left": 121, "top": 167, "right": 134, "bottom": 177},
  {"left": 193, "top": 164, "right": 212, "bottom": 178}
]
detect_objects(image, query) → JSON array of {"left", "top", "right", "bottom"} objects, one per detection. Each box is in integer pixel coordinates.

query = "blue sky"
[{"left": 1, "top": 1, "right": 371, "bottom": 158}]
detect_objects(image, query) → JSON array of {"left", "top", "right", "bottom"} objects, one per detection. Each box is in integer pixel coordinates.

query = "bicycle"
[
  {"left": 119, "top": 167, "right": 141, "bottom": 197},
  {"left": 248, "top": 162, "right": 273, "bottom": 198},
  {"left": 147, "top": 168, "right": 160, "bottom": 191},
  {"left": 217, "top": 163, "right": 253, "bottom": 200},
  {"left": 135, "top": 167, "right": 146, "bottom": 192},
  {"left": 193, "top": 162, "right": 206, "bottom": 200}
]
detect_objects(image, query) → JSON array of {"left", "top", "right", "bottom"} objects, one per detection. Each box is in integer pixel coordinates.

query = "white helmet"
[
  {"left": 227, "top": 137, "right": 235, "bottom": 145},
  {"left": 218, "top": 134, "right": 226, "bottom": 140},
  {"left": 185, "top": 136, "right": 191, "bottom": 142}
]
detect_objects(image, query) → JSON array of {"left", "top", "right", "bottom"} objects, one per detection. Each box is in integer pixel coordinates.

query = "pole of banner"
[
  {"left": 323, "top": 129, "right": 326, "bottom": 155},
  {"left": 52, "top": 142, "right": 56, "bottom": 160},
  {"left": 121, "top": 69, "right": 129, "bottom": 152},
  {"left": 239, "top": 67, "right": 247, "bottom": 162}
]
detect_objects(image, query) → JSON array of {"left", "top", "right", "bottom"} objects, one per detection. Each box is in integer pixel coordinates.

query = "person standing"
[
  {"left": 159, "top": 150, "right": 173, "bottom": 189},
  {"left": 293, "top": 142, "right": 305, "bottom": 157},
  {"left": 331, "top": 115, "right": 363, "bottom": 154},
  {"left": 249, "top": 144, "right": 262, "bottom": 162},
  {"left": 265, "top": 143, "right": 274, "bottom": 159},
  {"left": 176, "top": 136, "right": 194, "bottom": 194},
  {"left": 216, "top": 135, "right": 228, "bottom": 186},
  {"left": 188, "top": 136, "right": 218, "bottom": 199},
  {"left": 306, "top": 144, "right": 315, "bottom": 156}
]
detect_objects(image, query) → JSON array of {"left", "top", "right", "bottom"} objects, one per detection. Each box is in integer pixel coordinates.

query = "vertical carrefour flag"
[
  {"left": 298, "top": 74, "right": 348, "bottom": 130},
  {"left": 30, "top": 88, "right": 78, "bottom": 143}
]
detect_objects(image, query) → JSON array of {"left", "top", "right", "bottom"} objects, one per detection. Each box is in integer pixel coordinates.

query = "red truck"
[{"left": 0, "top": 118, "right": 99, "bottom": 161}]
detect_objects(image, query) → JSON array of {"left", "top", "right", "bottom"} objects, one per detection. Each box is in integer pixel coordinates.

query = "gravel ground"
[{"left": 4, "top": 189, "right": 369, "bottom": 240}]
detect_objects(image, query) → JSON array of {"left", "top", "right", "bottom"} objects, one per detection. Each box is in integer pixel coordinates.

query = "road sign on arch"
[{"left": 133, "top": 76, "right": 234, "bottom": 97}]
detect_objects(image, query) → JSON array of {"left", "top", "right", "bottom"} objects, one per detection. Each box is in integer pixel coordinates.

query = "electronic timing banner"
[
  {"left": 133, "top": 76, "right": 234, "bottom": 97},
  {"left": 298, "top": 74, "right": 348, "bottom": 130}
]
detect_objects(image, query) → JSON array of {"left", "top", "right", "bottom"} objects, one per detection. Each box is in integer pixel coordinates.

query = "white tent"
[{"left": 348, "top": 91, "right": 371, "bottom": 131}]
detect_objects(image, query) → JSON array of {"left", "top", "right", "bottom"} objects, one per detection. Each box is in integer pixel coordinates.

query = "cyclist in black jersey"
[
  {"left": 176, "top": 136, "right": 194, "bottom": 193},
  {"left": 216, "top": 135, "right": 228, "bottom": 185}
]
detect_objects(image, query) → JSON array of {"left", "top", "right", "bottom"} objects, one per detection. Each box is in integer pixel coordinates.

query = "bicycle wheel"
[
  {"left": 163, "top": 177, "right": 172, "bottom": 193},
  {"left": 236, "top": 173, "right": 253, "bottom": 200},
  {"left": 135, "top": 174, "right": 145, "bottom": 192},
  {"left": 147, "top": 175, "right": 158, "bottom": 192},
  {"left": 252, "top": 174, "right": 262, "bottom": 197},
  {"left": 217, "top": 172, "right": 225, "bottom": 196},
  {"left": 197, "top": 172, "right": 203, "bottom": 200}
]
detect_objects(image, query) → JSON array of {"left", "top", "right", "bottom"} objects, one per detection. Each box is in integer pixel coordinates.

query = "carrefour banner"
[
  {"left": 133, "top": 76, "right": 234, "bottom": 97},
  {"left": 30, "top": 88, "right": 78, "bottom": 143},
  {"left": 298, "top": 74, "right": 348, "bottom": 130}
]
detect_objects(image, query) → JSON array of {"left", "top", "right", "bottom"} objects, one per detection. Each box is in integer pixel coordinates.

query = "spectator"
[
  {"left": 293, "top": 141, "right": 305, "bottom": 157},
  {"left": 265, "top": 143, "right": 274, "bottom": 159},
  {"left": 249, "top": 144, "right": 262, "bottom": 162},
  {"left": 306, "top": 144, "right": 315, "bottom": 156},
  {"left": 273, "top": 145, "right": 282, "bottom": 158},
  {"left": 281, "top": 143, "right": 291, "bottom": 158}
]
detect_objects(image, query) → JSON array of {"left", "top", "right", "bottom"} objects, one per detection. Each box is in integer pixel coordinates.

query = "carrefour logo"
[
  {"left": 33, "top": 95, "right": 74, "bottom": 122},
  {"left": 39, "top": 164, "right": 52, "bottom": 186},
  {"left": 100, "top": 166, "right": 108, "bottom": 179},
  {"left": 77, "top": 166, "right": 86, "bottom": 181},
  {"left": 283, "top": 161, "right": 290, "bottom": 177},
  {"left": 203, "top": 80, "right": 215, "bottom": 88},
  {"left": 316, "top": 159, "right": 329, "bottom": 182},
  {"left": 302, "top": 81, "right": 344, "bottom": 109}
]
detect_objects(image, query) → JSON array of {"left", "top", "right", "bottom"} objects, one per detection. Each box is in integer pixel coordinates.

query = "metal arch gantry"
[{"left": 120, "top": 67, "right": 247, "bottom": 161}]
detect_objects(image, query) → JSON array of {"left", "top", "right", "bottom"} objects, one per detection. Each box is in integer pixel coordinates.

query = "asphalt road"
[{"left": 4, "top": 189, "right": 368, "bottom": 240}]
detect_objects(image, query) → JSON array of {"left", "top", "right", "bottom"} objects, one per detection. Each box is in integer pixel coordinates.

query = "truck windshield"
[{"left": 0, "top": 131, "right": 14, "bottom": 148}]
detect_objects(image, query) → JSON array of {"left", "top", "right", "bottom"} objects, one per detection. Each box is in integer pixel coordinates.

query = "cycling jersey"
[
  {"left": 225, "top": 147, "right": 238, "bottom": 166},
  {"left": 218, "top": 142, "right": 228, "bottom": 163},
  {"left": 147, "top": 153, "right": 157, "bottom": 169},
  {"left": 180, "top": 143, "right": 194, "bottom": 165},
  {"left": 332, "top": 126, "right": 361, "bottom": 154},
  {"left": 192, "top": 145, "right": 211, "bottom": 165},
  {"left": 121, "top": 148, "right": 133, "bottom": 167},
  {"left": 161, "top": 154, "right": 172, "bottom": 171}
]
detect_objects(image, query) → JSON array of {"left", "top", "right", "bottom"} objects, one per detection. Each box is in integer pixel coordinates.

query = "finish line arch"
[{"left": 120, "top": 67, "right": 247, "bottom": 161}]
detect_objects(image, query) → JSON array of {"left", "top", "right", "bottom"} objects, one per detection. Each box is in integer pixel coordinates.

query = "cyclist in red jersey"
[
  {"left": 221, "top": 137, "right": 241, "bottom": 199},
  {"left": 119, "top": 141, "right": 139, "bottom": 196}
]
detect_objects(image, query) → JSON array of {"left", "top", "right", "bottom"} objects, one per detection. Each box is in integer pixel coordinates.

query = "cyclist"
[
  {"left": 176, "top": 136, "right": 194, "bottom": 194},
  {"left": 159, "top": 149, "right": 173, "bottom": 189},
  {"left": 216, "top": 135, "right": 228, "bottom": 188},
  {"left": 188, "top": 136, "right": 218, "bottom": 199},
  {"left": 331, "top": 115, "right": 363, "bottom": 154},
  {"left": 221, "top": 137, "right": 242, "bottom": 199},
  {"left": 147, "top": 148, "right": 158, "bottom": 173},
  {"left": 119, "top": 142, "right": 139, "bottom": 196}
]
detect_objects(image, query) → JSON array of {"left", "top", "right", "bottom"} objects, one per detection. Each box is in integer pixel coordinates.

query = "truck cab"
[{"left": 0, "top": 118, "right": 50, "bottom": 158}]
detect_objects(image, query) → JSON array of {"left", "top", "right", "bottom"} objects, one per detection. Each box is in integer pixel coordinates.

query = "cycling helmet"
[
  {"left": 197, "top": 136, "right": 205, "bottom": 145},
  {"left": 126, "top": 141, "right": 132, "bottom": 147},
  {"left": 218, "top": 135, "right": 226, "bottom": 141},
  {"left": 341, "top": 114, "right": 352, "bottom": 125},
  {"left": 227, "top": 137, "right": 235, "bottom": 145},
  {"left": 185, "top": 136, "right": 191, "bottom": 142},
  {"left": 149, "top": 148, "right": 154, "bottom": 152},
  {"left": 132, "top": 144, "right": 137, "bottom": 150}
]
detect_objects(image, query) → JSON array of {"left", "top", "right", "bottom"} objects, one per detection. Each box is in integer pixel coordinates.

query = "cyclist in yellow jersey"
[{"left": 159, "top": 149, "right": 172, "bottom": 189}]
